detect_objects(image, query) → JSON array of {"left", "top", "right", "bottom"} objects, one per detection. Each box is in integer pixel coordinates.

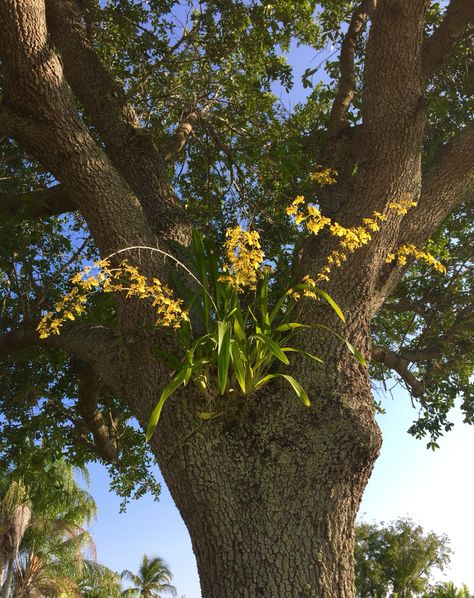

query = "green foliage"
[
  {"left": 0, "top": 458, "right": 105, "bottom": 598},
  {"left": 371, "top": 204, "right": 474, "bottom": 446},
  {"left": 146, "top": 228, "right": 347, "bottom": 438},
  {"left": 355, "top": 518, "right": 452, "bottom": 598},
  {"left": 424, "top": 582, "right": 473, "bottom": 598},
  {"left": 77, "top": 560, "right": 123, "bottom": 598},
  {"left": 0, "top": 195, "right": 161, "bottom": 509},
  {"left": 121, "top": 554, "right": 177, "bottom": 597}
]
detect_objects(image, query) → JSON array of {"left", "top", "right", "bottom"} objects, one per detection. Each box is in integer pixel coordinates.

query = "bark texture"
[{"left": 1, "top": 1, "right": 473, "bottom": 596}]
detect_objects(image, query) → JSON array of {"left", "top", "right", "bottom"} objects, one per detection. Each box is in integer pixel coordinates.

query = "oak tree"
[{"left": 0, "top": 0, "right": 473, "bottom": 596}]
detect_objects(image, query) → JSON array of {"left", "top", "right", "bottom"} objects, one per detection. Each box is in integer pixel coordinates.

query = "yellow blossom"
[
  {"left": 37, "top": 258, "right": 189, "bottom": 338},
  {"left": 310, "top": 167, "right": 338, "bottom": 186},
  {"left": 385, "top": 244, "right": 446, "bottom": 273},
  {"left": 388, "top": 195, "right": 418, "bottom": 216},
  {"left": 219, "top": 225, "right": 264, "bottom": 292}
]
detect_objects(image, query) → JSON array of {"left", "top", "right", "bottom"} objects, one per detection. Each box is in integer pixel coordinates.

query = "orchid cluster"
[{"left": 37, "top": 259, "right": 188, "bottom": 339}]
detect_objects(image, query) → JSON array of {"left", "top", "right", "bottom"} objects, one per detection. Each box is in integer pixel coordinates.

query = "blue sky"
[{"left": 86, "top": 390, "right": 474, "bottom": 597}]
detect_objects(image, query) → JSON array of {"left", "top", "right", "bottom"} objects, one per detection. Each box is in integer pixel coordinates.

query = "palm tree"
[
  {"left": 76, "top": 560, "right": 122, "bottom": 598},
  {"left": 1, "top": 459, "right": 97, "bottom": 598},
  {"left": 0, "top": 481, "right": 32, "bottom": 598},
  {"left": 121, "top": 555, "right": 177, "bottom": 598},
  {"left": 426, "top": 582, "right": 473, "bottom": 598}
]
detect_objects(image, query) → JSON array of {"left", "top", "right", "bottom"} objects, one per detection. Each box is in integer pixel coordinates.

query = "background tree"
[
  {"left": 0, "top": 0, "right": 473, "bottom": 596},
  {"left": 0, "top": 458, "right": 116, "bottom": 598},
  {"left": 76, "top": 560, "right": 123, "bottom": 598},
  {"left": 355, "top": 518, "right": 451, "bottom": 598},
  {"left": 121, "top": 555, "right": 177, "bottom": 598},
  {"left": 425, "top": 582, "right": 473, "bottom": 598}
]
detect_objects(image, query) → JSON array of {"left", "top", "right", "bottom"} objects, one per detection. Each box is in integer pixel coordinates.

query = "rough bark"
[
  {"left": 422, "top": 0, "right": 474, "bottom": 80},
  {"left": 149, "top": 312, "right": 381, "bottom": 598}
]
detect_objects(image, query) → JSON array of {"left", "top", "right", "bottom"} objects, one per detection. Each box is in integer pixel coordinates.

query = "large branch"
[
  {"left": 76, "top": 361, "right": 118, "bottom": 462},
  {"left": 422, "top": 0, "right": 474, "bottom": 80},
  {"left": 159, "top": 111, "right": 201, "bottom": 161},
  {"left": 0, "top": 322, "right": 119, "bottom": 381},
  {"left": 0, "top": 185, "right": 75, "bottom": 220},
  {"left": 401, "top": 122, "right": 474, "bottom": 248},
  {"left": 0, "top": 0, "right": 156, "bottom": 256},
  {"left": 44, "top": 0, "right": 189, "bottom": 240},
  {"left": 374, "top": 122, "right": 473, "bottom": 301},
  {"left": 327, "top": 1, "right": 374, "bottom": 138},
  {"left": 358, "top": 0, "right": 430, "bottom": 204}
]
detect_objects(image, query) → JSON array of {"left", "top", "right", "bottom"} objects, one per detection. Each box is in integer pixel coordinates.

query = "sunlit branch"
[
  {"left": 372, "top": 346, "right": 425, "bottom": 397},
  {"left": 76, "top": 360, "right": 118, "bottom": 462},
  {"left": 327, "top": 0, "right": 375, "bottom": 137}
]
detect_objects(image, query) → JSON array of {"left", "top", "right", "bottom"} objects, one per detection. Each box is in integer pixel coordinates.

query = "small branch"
[
  {"left": 372, "top": 346, "right": 425, "bottom": 397},
  {"left": 422, "top": 0, "right": 474, "bottom": 80},
  {"left": 0, "top": 185, "right": 75, "bottom": 220},
  {"left": 76, "top": 361, "right": 118, "bottom": 462},
  {"left": 399, "top": 310, "right": 474, "bottom": 363},
  {"left": 382, "top": 300, "right": 427, "bottom": 316},
  {"left": 327, "top": 1, "right": 374, "bottom": 137},
  {"left": 0, "top": 322, "right": 120, "bottom": 393},
  {"left": 159, "top": 111, "right": 201, "bottom": 161}
]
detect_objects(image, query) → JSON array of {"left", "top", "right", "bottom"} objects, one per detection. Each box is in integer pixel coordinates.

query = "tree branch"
[
  {"left": 0, "top": 0, "right": 155, "bottom": 255},
  {"left": 76, "top": 361, "right": 118, "bottom": 462},
  {"left": 0, "top": 322, "right": 121, "bottom": 393},
  {"left": 399, "top": 309, "right": 474, "bottom": 362},
  {"left": 372, "top": 346, "right": 425, "bottom": 397},
  {"left": 382, "top": 300, "right": 427, "bottom": 316},
  {"left": 375, "top": 122, "right": 474, "bottom": 301},
  {"left": 422, "top": 0, "right": 474, "bottom": 80},
  {"left": 327, "top": 1, "right": 374, "bottom": 138},
  {"left": 402, "top": 122, "right": 474, "bottom": 247},
  {"left": 0, "top": 185, "right": 75, "bottom": 220},
  {"left": 159, "top": 111, "right": 201, "bottom": 161},
  {"left": 363, "top": 1, "right": 429, "bottom": 135},
  {"left": 44, "top": 0, "right": 189, "bottom": 239}
]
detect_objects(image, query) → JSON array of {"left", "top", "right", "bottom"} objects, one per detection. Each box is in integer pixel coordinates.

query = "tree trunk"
[
  {"left": 146, "top": 326, "right": 382, "bottom": 597},
  {"left": 1, "top": 559, "right": 14, "bottom": 598}
]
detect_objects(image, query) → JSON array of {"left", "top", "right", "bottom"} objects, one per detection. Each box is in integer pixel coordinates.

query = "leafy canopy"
[{"left": 0, "top": 0, "right": 472, "bottom": 501}]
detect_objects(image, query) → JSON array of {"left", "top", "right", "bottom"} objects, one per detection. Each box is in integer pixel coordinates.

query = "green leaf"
[
  {"left": 233, "top": 313, "right": 247, "bottom": 341},
  {"left": 229, "top": 339, "right": 247, "bottom": 393},
  {"left": 254, "top": 333, "right": 289, "bottom": 365},
  {"left": 269, "top": 291, "right": 290, "bottom": 324},
  {"left": 291, "top": 284, "right": 345, "bottom": 322},
  {"left": 282, "top": 347, "right": 324, "bottom": 363},
  {"left": 192, "top": 228, "right": 211, "bottom": 326},
  {"left": 315, "top": 323, "right": 367, "bottom": 366},
  {"left": 344, "top": 339, "right": 367, "bottom": 366},
  {"left": 313, "top": 288, "right": 345, "bottom": 322},
  {"left": 275, "top": 322, "right": 309, "bottom": 332},
  {"left": 146, "top": 369, "right": 187, "bottom": 440},
  {"left": 255, "top": 373, "right": 310, "bottom": 406},
  {"left": 259, "top": 271, "right": 270, "bottom": 327},
  {"left": 217, "top": 321, "right": 232, "bottom": 394}
]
